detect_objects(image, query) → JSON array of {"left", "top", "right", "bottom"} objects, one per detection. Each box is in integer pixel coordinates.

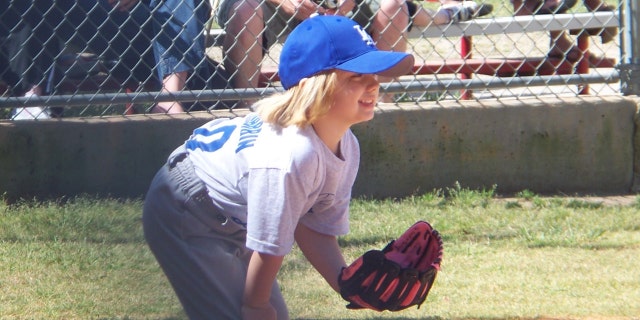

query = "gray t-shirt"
[{"left": 186, "top": 113, "right": 359, "bottom": 256}]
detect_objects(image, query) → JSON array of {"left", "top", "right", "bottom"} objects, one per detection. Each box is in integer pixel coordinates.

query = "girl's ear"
[{"left": 298, "top": 77, "right": 308, "bottom": 88}]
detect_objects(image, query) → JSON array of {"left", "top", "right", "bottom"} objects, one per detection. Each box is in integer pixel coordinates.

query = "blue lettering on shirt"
[
  {"left": 236, "top": 115, "right": 263, "bottom": 153},
  {"left": 184, "top": 115, "right": 264, "bottom": 154},
  {"left": 186, "top": 125, "right": 236, "bottom": 152}
]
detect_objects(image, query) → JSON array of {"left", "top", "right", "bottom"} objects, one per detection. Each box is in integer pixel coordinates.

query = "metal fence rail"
[{"left": 0, "top": 0, "right": 635, "bottom": 120}]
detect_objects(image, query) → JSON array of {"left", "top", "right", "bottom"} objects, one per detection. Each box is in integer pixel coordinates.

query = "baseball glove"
[{"left": 338, "top": 221, "right": 443, "bottom": 312}]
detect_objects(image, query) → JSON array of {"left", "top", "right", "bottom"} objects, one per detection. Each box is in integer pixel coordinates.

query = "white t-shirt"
[{"left": 185, "top": 113, "right": 360, "bottom": 256}]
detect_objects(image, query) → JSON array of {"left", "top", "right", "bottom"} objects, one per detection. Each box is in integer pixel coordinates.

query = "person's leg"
[
  {"left": 218, "top": 0, "right": 296, "bottom": 108},
  {"left": 219, "top": 0, "right": 265, "bottom": 108},
  {"left": 371, "top": 0, "right": 409, "bottom": 103},
  {"left": 373, "top": 0, "right": 409, "bottom": 52},
  {"left": 155, "top": 72, "right": 187, "bottom": 113},
  {"left": 582, "top": 0, "right": 617, "bottom": 44},
  {"left": 12, "top": 0, "right": 57, "bottom": 91},
  {"left": 0, "top": 0, "right": 25, "bottom": 92},
  {"left": 149, "top": 0, "right": 210, "bottom": 113},
  {"left": 512, "top": 0, "right": 580, "bottom": 61},
  {"left": 0, "top": 6, "right": 26, "bottom": 96},
  {"left": 7, "top": 0, "right": 57, "bottom": 119}
]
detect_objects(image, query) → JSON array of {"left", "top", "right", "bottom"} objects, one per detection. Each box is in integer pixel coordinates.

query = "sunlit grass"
[{"left": 1, "top": 188, "right": 639, "bottom": 319}]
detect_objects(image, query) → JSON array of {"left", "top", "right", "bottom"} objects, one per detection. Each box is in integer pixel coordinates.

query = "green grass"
[{"left": 1, "top": 187, "right": 639, "bottom": 319}]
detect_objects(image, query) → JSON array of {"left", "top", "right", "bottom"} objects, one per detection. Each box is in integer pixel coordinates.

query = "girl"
[{"left": 142, "top": 15, "right": 414, "bottom": 320}]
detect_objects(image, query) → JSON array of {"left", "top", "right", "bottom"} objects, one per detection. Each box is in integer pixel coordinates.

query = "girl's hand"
[{"left": 241, "top": 303, "right": 277, "bottom": 320}]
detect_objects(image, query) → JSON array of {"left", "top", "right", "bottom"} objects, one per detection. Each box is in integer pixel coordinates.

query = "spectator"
[
  {"left": 216, "top": 0, "right": 491, "bottom": 107},
  {"left": 0, "top": 0, "right": 158, "bottom": 120},
  {"left": 1, "top": 0, "right": 212, "bottom": 119},
  {"left": 1, "top": 1, "right": 61, "bottom": 119},
  {"left": 142, "top": 15, "right": 414, "bottom": 319},
  {"left": 511, "top": 0, "right": 617, "bottom": 62},
  {"left": 0, "top": 24, "right": 52, "bottom": 120}
]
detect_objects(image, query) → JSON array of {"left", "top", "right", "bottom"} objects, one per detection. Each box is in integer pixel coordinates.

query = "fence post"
[{"left": 619, "top": 0, "right": 640, "bottom": 95}]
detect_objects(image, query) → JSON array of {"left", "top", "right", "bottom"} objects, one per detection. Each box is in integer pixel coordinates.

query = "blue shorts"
[{"left": 149, "top": 0, "right": 211, "bottom": 78}]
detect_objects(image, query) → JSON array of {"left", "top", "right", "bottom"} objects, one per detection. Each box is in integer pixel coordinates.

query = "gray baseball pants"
[{"left": 142, "top": 146, "right": 289, "bottom": 319}]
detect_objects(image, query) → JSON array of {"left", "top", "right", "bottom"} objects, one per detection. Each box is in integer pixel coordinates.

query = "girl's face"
[{"left": 326, "top": 70, "right": 380, "bottom": 126}]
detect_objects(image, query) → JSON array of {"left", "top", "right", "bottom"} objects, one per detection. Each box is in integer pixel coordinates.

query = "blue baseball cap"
[{"left": 279, "top": 15, "right": 415, "bottom": 89}]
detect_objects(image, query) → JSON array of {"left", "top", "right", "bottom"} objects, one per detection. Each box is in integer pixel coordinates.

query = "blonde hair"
[{"left": 255, "top": 71, "right": 338, "bottom": 128}]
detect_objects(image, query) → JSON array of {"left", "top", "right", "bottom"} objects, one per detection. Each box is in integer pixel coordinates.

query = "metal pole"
[
  {"left": 0, "top": 72, "right": 620, "bottom": 109},
  {"left": 618, "top": 0, "right": 640, "bottom": 95}
]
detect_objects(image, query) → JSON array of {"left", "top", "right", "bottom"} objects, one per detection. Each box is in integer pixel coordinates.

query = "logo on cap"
[{"left": 353, "top": 25, "right": 375, "bottom": 46}]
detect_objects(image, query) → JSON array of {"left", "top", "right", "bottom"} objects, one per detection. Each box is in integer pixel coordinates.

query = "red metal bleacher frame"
[{"left": 258, "top": 12, "right": 619, "bottom": 98}]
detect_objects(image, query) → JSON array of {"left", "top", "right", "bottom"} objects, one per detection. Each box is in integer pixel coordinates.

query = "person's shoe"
[
  {"left": 11, "top": 86, "right": 51, "bottom": 120},
  {"left": 473, "top": 2, "right": 493, "bottom": 17},
  {"left": 10, "top": 91, "right": 51, "bottom": 120},
  {"left": 441, "top": 1, "right": 494, "bottom": 23},
  {"left": 11, "top": 107, "right": 51, "bottom": 120}
]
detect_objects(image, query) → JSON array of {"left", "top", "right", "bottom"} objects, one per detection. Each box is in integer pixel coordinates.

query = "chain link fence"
[{"left": 0, "top": 0, "right": 631, "bottom": 120}]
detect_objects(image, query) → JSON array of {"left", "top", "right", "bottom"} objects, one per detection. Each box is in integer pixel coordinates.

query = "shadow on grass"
[
  {"left": 293, "top": 317, "right": 575, "bottom": 320},
  {"left": 293, "top": 318, "right": 442, "bottom": 320},
  {"left": 97, "top": 316, "right": 186, "bottom": 320},
  {"left": 95, "top": 315, "right": 592, "bottom": 320},
  {"left": 338, "top": 235, "right": 390, "bottom": 248}
]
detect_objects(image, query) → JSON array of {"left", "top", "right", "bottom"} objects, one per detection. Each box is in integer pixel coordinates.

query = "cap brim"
[{"left": 335, "top": 51, "right": 415, "bottom": 78}]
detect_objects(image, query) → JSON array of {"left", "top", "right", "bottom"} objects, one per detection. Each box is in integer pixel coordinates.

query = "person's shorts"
[
  {"left": 215, "top": 0, "right": 378, "bottom": 50},
  {"left": 215, "top": 0, "right": 300, "bottom": 50}
]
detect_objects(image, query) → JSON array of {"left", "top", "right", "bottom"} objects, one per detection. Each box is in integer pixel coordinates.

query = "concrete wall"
[{"left": 0, "top": 96, "right": 637, "bottom": 202}]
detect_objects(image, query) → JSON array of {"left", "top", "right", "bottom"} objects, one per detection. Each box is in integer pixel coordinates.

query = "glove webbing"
[{"left": 383, "top": 230, "right": 438, "bottom": 270}]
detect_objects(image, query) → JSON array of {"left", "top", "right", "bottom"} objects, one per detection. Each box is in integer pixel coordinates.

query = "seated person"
[
  {"left": 1, "top": 25, "right": 50, "bottom": 120},
  {"left": 216, "top": 0, "right": 492, "bottom": 107},
  {"left": 1, "top": 0, "right": 158, "bottom": 119},
  {"left": 1, "top": 1, "right": 63, "bottom": 119},
  {"left": 2, "top": 0, "right": 212, "bottom": 119},
  {"left": 0, "top": 30, "right": 25, "bottom": 97},
  {"left": 511, "top": 0, "right": 617, "bottom": 62}
]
